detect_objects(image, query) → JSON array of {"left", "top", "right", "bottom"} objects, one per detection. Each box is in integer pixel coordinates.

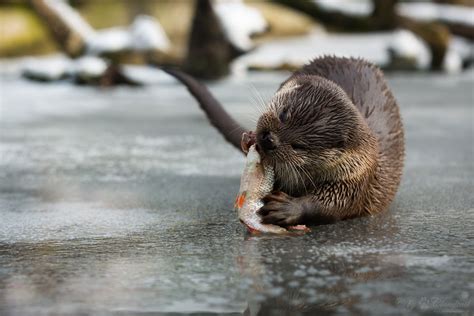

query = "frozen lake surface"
[{"left": 0, "top": 68, "right": 473, "bottom": 315}]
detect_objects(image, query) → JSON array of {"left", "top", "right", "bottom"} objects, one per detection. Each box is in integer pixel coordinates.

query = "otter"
[{"left": 163, "top": 56, "right": 404, "bottom": 226}]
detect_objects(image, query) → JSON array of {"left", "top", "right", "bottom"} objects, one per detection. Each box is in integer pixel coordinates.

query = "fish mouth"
[{"left": 241, "top": 131, "right": 257, "bottom": 155}]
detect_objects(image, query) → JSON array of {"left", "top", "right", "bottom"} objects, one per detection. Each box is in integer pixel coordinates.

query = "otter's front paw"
[{"left": 258, "top": 191, "right": 304, "bottom": 227}]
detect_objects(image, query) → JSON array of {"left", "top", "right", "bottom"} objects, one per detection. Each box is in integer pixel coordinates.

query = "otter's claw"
[{"left": 258, "top": 191, "right": 305, "bottom": 227}]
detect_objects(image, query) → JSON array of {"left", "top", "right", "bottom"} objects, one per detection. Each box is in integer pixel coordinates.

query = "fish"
[{"left": 234, "top": 144, "right": 309, "bottom": 234}]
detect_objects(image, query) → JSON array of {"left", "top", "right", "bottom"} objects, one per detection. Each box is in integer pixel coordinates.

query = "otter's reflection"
[{"left": 235, "top": 210, "right": 404, "bottom": 315}]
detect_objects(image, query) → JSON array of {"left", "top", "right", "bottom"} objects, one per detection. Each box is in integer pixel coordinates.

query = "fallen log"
[
  {"left": 443, "top": 20, "right": 474, "bottom": 40},
  {"left": 273, "top": 0, "right": 454, "bottom": 70},
  {"left": 273, "top": 0, "right": 397, "bottom": 32},
  {"left": 30, "top": 0, "right": 91, "bottom": 57}
]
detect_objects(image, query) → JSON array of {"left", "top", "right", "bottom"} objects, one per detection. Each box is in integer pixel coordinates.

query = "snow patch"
[
  {"left": 214, "top": 0, "right": 267, "bottom": 51},
  {"left": 21, "top": 55, "right": 108, "bottom": 81},
  {"left": 450, "top": 36, "right": 473, "bottom": 62},
  {"left": 388, "top": 29, "right": 431, "bottom": 69},
  {"left": 314, "top": 0, "right": 474, "bottom": 27},
  {"left": 121, "top": 65, "right": 177, "bottom": 85},
  {"left": 73, "top": 56, "right": 108, "bottom": 78},
  {"left": 87, "top": 27, "right": 131, "bottom": 54},
  {"left": 442, "top": 36, "right": 473, "bottom": 73},
  {"left": 233, "top": 30, "right": 435, "bottom": 74},
  {"left": 20, "top": 56, "right": 179, "bottom": 86},
  {"left": 314, "top": 0, "right": 373, "bottom": 16},
  {"left": 398, "top": 2, "right": 474, "bottom": 27},
  {"left": 22, "top": 55, "right": 72, "bottom": 81},
  {"left": 40, "top": 1, "right": 170, "bottom": 54},
  {"left": 443, "top": 49, "right": 463, "bottom": 73},
  {"left": 87, "top": 15, "right": 170, "bottom": 54},
  {"left": 130, "top": 15, "right": 171, "bottom": 52}
]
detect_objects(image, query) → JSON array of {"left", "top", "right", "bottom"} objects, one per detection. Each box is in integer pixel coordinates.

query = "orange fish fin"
[{"left": 234, "top": 191, "right": 247, "bottom": 209}]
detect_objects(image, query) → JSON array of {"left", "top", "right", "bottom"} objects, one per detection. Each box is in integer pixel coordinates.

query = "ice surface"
[{"left": 1, "top": 64, "right": 473, "bottom": 314}]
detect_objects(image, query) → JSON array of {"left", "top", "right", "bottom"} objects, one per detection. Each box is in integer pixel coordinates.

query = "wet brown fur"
[{"left": 256, "top": 56, "right": 404, "bottom": 224}]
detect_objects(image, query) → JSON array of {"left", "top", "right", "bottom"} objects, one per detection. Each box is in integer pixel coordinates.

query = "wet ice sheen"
[{"left": 0, "top": 69, "right": 473, "bottom": 315}]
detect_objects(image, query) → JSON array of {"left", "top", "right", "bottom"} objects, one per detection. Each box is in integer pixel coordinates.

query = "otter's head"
[{"left": 255, "top": 75, "right": 376, "bottom": 195}]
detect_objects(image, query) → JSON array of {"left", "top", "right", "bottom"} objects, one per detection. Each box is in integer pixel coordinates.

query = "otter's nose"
[{"left": 258, "top": 131, "right": 277, "bottom": 151}]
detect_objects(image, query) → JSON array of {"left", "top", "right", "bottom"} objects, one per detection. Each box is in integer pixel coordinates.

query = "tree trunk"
[
  {"left": 30, "top": 0, "right": 87, "bottom": 58},
  {"left": 184, "top": 0, "right": 238, "bottom": 79}
]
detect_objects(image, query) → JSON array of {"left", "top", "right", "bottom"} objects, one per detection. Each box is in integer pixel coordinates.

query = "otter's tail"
[{"left": 162, "top": 68, "right": 245, "bottom": 152}]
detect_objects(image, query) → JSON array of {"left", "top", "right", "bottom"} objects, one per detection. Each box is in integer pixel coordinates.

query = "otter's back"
[
  {"left": 291, "top": 56, "right": 405, "bottom": 212},
  {"left": 293, "top": 56, "right": 404, "bottom": 165}
]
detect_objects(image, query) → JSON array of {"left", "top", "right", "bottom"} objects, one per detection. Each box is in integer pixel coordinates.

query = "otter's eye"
[
  {"left": 291, "top": 143, "right": 307, "bottom": 151},
  {"left": 279, "top": 109, "right": 288, "bottom": 123}
]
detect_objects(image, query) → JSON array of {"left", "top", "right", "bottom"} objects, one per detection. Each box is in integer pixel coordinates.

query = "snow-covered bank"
[
  {"left": 314, "top": 0, "right": 474, "bottom": 27},
  {"left": 233, "top": 28, "right": 473, "bottom": 75},
  {"left": 398, "top": 2, "right": 474, "bottom": 27},
  {"left": 232, "top": 30, "right": 426, "bottom": 74},
  {"left": 16, "top": 28, "right": 473, "bottom": 84},
  {"left": 18, "top": 54, "right": 176, "bottom": 85},
  {"left": 37, "top": 0, "right": 171, "bottom": 55},
  {"left": 21, "top": 55, "right": 107, "bottom": 82},
  {"left": 87, "top": 15, "right": 171, "bottom": 54},
  {"left": 314, "top": 0, "right": 373, "bottom": 16}
]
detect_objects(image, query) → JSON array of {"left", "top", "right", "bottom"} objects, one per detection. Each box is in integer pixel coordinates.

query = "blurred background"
[
  {"left": 0, "top": 1, "right": 473, "bottom": 315},
  {"left": 0, "top": 0, "right": 473, "bottom": 83}
]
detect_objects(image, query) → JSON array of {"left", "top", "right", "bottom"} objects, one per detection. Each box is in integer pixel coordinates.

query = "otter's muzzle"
[{"left": 258, "top": 131, "right": 277, "bottom": 152}]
